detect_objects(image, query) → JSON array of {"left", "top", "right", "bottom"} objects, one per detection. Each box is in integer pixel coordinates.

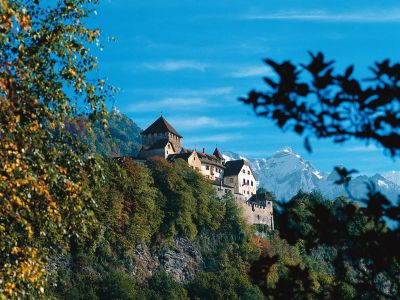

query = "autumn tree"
[{"left": 0, "top": 0, "right": 111, "bottom": 297}]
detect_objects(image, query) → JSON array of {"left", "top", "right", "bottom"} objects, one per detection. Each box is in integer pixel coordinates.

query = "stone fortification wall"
[
  {"left": 234, "top": 194, "right": 274, "bottom": 229},
  {"left": 140, "top": 148, "right": 166, "bottom": 159}
]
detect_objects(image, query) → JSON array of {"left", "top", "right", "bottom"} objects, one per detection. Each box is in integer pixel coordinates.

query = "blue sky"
[{"left": 91, "top": 0, "right": 400, "bottom": 174}]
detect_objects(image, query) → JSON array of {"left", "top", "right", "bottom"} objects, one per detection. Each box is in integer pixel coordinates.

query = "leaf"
[
  {"left": 345, "top": 65, "right": 354, "bottom": 78},
  {"left": 304, "top": 136, "right": 312, "bottom": 153}
]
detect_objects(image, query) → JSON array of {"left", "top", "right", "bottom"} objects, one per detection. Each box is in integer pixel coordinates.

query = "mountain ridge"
[
  {"left": 223, "top": 148, "right": 400, "bottom": 202},
  {"left": 88, "top": 112, "right": 399, "bottom": 202}
]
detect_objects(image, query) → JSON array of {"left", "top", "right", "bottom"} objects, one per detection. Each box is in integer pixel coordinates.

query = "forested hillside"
[
  {"left": 46, "top": 157, "right": 265, "bottom": 299},
  {"left": 43, "top": 156, "right": 398, "bottom": 299},
  {"left": 1, "top": 1, "right": 398, "bottom": 299},
  {"left": 66, "top": 112, "right": 142, "bottom": 157}
]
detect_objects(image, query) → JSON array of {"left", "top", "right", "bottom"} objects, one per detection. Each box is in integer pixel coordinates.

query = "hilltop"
[
  {"left": 89, "top": 112, "right": 400, "bottom": 203},
  {"left": 67, "top": 111, "right": 142, "bottom": 157}
]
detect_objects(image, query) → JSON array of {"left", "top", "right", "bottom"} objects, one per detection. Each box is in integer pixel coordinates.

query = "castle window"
[
  {"left": 206, "top": 166, "right": 209, "bottom": 170},
  {"left": 242, "top": 169, "right": 245, "bottom": 173},
  {"left": 251, "top": 181, "right": 253, "bottom": 186},
  {"left": 243, "top": 178, "right": 246, "bottom": 184},
  {"left": 230, "top": 178, "right": 233, "bottom": 183},
  {"left": 248, "top": 171, "right": 250, "bottom": 175}
]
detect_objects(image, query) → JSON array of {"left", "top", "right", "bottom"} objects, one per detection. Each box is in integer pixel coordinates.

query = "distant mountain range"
[
  {"left": 223, "top": 147, "right": 400, "bottom": 203},
  {"left": 383, "top": 171, "right": 400, "bottom": 186},
  {"left": 86, "top": 112, "right": 399, "bottom": 202}
]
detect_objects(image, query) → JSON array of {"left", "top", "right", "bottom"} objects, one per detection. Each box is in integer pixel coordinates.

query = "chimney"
[{"left": 202, "top": 147, "right": 205, "bottom": 153}]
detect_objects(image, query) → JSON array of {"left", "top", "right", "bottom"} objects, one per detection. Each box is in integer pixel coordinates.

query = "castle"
[{"left": 137, "top": 116, "right": 274, "bottom": 229}]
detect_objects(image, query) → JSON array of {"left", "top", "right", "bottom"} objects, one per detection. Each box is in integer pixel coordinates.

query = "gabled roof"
[
  {"left": 167, "top": 151, "right": 194, "bottom": 162},
  {"left": 213, "top": 148, "right": 224, "bottom": 160},
  {"left": 224, "top": 159, "right": 253, "bottom": 177},
  {"left": 196, "top": 151, "right": 225, "bottom": 168},
  {"left": 247, "top": 192, "right": 273, "bottom": 208},
  {"left": 141, "top": 116, "right": 182, "bottom": 138}
]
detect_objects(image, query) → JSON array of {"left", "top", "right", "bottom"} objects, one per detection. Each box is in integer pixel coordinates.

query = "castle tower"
[
  {"left": 213, "top": 148, "right": 225, "bottom": 164},
  {"left": 140, "top": 116, "right": 183, "bottom": 153}
]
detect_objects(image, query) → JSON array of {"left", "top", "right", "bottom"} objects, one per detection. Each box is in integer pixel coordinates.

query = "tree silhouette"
[
  {"left": 240, "top": 52, "right": 400, "bottom": 156},
  {"left": 242, "top": 53, "right": 400, "bottom": 299}
]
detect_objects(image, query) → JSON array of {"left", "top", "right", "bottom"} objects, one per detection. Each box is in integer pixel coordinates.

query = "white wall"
[
  {"left": 200, "top": 163, "right": 223, "bottom": 181},
  {"left": 224, "top": 164, "right": 256, "bottom": 199}
]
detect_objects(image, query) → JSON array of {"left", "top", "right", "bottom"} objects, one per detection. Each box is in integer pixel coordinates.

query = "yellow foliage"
[
  {"left": 0, "top": 0, "right": 108, "bottom": 297},
  {"left": 1, "top": 0, "right": 8, "bottom": 10}
]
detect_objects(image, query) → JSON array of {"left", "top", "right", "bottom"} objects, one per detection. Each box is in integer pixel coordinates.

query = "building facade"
[
  {"left": 138, "top": 116, "right": 182, "bottom": 159},
  {"left": 137, "top": 116, "right": 273, "bottom": 229},
  {"left": 223, "top": 159, "right": 257, "bottom": 197},
  {"left": 168, "top": 150, "right": 201, "bottom": 172},
  {"left": 196, "top": 148, "right": 225, "bottom": 181}
]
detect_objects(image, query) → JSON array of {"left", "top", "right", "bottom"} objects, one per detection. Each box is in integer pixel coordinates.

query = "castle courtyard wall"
[{"left": 234, "top": 194, "right": 274, "bottom": 229}]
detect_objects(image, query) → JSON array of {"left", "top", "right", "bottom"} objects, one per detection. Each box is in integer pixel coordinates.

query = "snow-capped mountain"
[
  {"left": 222, "top": 151, "right": 246, "bottom": 161},
  {"left": 383, "top": 171, "right": 400, "bottom": 186},
  {"left": 223, "top": 148, "right": 400, "bottom": 202}
]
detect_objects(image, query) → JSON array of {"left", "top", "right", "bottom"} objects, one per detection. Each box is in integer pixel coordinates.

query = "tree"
[
  {"left": 0, "top": 1, "right": 110, "bottom": 297},
  {"left": 188, "top": 268, "right": 264, "bottom": 300},
  {"left": 240, "top": 52, "right": 400, "bottom": 156},
  {"left": 148, "top": 158, "right": 224, "bottom": 238},
  {"left": 242, "top": 53, "right": 400, "bottom": 298}
]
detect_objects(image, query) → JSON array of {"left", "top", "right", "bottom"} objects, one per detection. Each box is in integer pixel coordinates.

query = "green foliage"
[
  {"left": 97, "top": 269, "right": 141, "bottom": 300},
  {"left": 146, "top": 270, "right": 189, "bottom": 300},
  {"left": 220, "top": 193, "right": 248, "bottom": 238},
  {"left": 0, "top": 0, "right": 111, "bottom": 297},
  {"left": 96, "top": 158, "right": 163, "bottom": 247},
  {"left": 242, "top": 50, "right": 400, "bottom": 297},
  {"left": 149, "top": 158, "right": 224, "bottom": 238},
  {"left": 188, "top": 268, "right": 264, "bottom": 300},
  {"left": 250, "top": 191, "right": 399, "bottom": 299},
  {"left": 47, "top": 157, "right": 264, "bottom": 299},
  {"left": 69, "top": 112, "right": 142, "bottom": 157}
]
